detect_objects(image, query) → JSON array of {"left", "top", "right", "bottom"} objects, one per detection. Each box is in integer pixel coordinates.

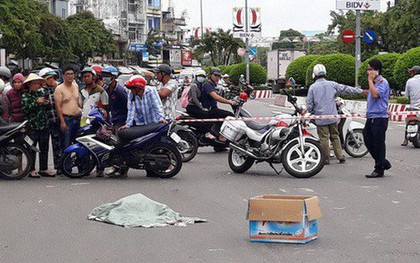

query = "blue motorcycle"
[{"left": 60, "top": 109, "right": 183, "bottom": 179}]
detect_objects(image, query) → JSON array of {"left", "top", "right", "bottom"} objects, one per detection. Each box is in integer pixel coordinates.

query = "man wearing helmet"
[
  {"left": 102, "top": 66, "right": 128, "bottom": 131},
  {"left": 79, "top": 67, "right": 109, "bottom": 127},
  {"left": 119, "top": 75, "right": 165, "bottom": 130},
  {"left": 306, "top": 64, "right": 364, "bottom": 165},
  {"left": 154, "top": 64, "right": 178, "bottom": 120},
  {"left": 201, "top": 67, "right": 237, "bottom": 141}
]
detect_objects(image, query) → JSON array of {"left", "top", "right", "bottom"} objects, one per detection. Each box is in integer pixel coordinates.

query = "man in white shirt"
[{"left": 401, "top": 66, "right": 420, "bottom": 146}]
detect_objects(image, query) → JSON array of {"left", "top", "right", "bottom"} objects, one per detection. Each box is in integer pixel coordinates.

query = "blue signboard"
[
  {"left": 363, "top": 30, "right": 377, "bottom": 44},
  {"left": 249, "top": 47, "right": 257, "bottom": 56},
  {"left": 130, "top": 43, "right": 147, "bottom": 52}
]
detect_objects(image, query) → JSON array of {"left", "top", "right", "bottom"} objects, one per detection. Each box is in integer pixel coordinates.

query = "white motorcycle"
[
  {"left": 304, "top": 98, "right": 368, "bottom": 158},
  {"left": 405, "top": 106, "right": 420, "bottom": 148},
  {"left": 221, "top": 89, "right": 325, "bottom": 178}
]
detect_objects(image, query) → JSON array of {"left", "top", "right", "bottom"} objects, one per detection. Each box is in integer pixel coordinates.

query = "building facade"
[
  {"left": 161, "top": 2, "right": 188, "bottom": 45},
  {"left": 146, "top": 0, "right": 162, "bottom": 32},
  {"left": 68, "top": 0, "right": 147, "bottom": 44},
  {"left": 42, "top": 0, "right": 70, "bottom": 18}
]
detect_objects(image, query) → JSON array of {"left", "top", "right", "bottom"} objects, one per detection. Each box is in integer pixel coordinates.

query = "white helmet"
[
  {"left": 312, "top": 64, "right": 327, "bottom": 78},
  {"left": 195, "top": 70, "right": 206, "bottom": 77},
  {"left": 39, "top": 67, "right": 57, "bottom": 79}
]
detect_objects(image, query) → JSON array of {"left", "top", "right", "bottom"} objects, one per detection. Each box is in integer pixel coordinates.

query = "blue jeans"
[{"left": 61, "top": 115, "right": 81, "bottom": 150}]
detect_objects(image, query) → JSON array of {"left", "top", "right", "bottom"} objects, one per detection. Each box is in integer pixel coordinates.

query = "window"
[
  {"left": 76, "top": 5, "right": 84, "bottom": 13},
  {"left": 148, "top": 0, "right": 160, "bottom": 9},
  {"left": 154, "top": 17, "right": 160, "bottom": 30},
  {"left": 128, "top": 0, "right": 136, "bottom": 13},
  {"left": 148, "top": 18, "right": 153, "bottom": 30},
  {"left": 129, "top": 28, "right": 136, "bottom": 40},
  {"left": 62, "top": 8, "right": 67, "bottom": 18}
]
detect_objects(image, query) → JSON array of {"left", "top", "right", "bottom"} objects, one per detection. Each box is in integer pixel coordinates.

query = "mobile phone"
[{"left": 373, "top": 70, "right": 379, "bottom": 76}]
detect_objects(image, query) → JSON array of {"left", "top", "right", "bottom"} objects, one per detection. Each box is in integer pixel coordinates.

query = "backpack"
[{"left": 180, "top": 85, "right": 192, "bottom": 108}]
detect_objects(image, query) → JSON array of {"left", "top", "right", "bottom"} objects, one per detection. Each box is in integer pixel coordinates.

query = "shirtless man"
[{"left": 54, "top": 66, "right": 81, "bottom": 149}]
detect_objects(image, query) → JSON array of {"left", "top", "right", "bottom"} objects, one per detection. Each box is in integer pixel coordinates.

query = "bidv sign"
[{"left": 336, "top": 0, "right": 381, "bottom": 10}]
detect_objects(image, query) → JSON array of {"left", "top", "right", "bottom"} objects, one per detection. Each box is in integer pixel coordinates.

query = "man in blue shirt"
[
  {"left": 363, "top": 59, "right": 392, "bottom": 178},
  {"left": 102, "top": 66, "right": 128, "bottom": 131},
  {"left": 119, "top": 75, "right": 165, "bottom": 130},
  {"left": 201, "top": 67, "right": 237, "bottom": 141},
  {"left": 307, "top": 64, "right": 364, "bottom": 165}
]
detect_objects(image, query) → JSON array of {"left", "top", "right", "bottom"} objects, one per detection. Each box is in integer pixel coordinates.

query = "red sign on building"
[{"left": 182, "top": 50, "right": 193, "bottom": 66}]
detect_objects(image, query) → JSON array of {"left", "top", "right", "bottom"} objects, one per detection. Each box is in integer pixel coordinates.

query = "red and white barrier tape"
[{"left": 176, "top": 111, "right": 420, "bottom": 123}]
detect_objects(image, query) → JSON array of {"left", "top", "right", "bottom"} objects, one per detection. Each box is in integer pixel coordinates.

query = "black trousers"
[
  {"left": 208, "top": 107, "right": 234, "bottom": 137},
  {"left": 186, "top": 105, "right": 213, "bottom": 133},
  {"left": 28, "top": 129, "right": 50, "bottom": 171},
  {"left": 50, "top": 121, "right": 62, "bottom": 170},
  {"left": 363, "top": 118, "right": 390, "bottom": 172}
]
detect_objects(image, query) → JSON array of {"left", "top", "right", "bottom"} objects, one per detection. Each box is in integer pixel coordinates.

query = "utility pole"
[
  {"left": 245, "top": 0, "right": 250, "bottom": 83},
  {"left": 200, "top": 0, "right": 204, "bottom": 39},
  {"left": 355, "top": 10, "right": 361, "bottom": 87}
]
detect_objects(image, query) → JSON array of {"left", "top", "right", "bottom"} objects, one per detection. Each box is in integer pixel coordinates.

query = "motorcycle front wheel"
[
  {"left": 282, "top": 138, "right": 325, "bottom": 178},
  {"left": 146, "top": 143, "right": 182, "bottom": 178},
  {"left": 60, "top": 151, "right": 96, "bottom": 178},
  {"left": 177, "top": 130, "right": 198, "bottom": 162},
  {"left": 0, "top": 143, "right": 33, "bottom": 180},
  {"left": 344, "top": 129, "right": 369, "bottom": 158}
]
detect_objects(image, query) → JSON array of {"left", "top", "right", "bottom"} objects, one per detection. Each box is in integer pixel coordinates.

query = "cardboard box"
[{"left": 247, "top": 195, "right": 321, "bottom": 244}]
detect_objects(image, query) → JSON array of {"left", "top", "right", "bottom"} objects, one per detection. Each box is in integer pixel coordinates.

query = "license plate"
[
  {"left": 24, "top": 136, "right": 34, "bottom": 146},
  {"left": 170, "top": 132, "right": 182, "bottom": 144},
  {"left": 407, "top": 125, "right": 418, "bottom": 133}
]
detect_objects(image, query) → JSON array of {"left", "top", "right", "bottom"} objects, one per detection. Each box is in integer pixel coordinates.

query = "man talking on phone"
[{"left": 363, "top": 59, "right": 392, "bottom": 178}]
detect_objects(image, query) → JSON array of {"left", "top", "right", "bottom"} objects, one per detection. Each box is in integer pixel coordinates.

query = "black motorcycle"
[
  {"left": 176, "top": 91, "right": 253, "bottom": 152},
  {"left": 0, "top": 121, "right": 37, "bottom": 180}
]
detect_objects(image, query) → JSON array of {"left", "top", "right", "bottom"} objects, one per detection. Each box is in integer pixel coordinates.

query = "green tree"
[
  {"left": 0, "top": 0, "right": 47, "bottom": 60},
  {"left": 272, "top": 29, "right": 304, "bottom": 50},
  {"left": 192, "top": 29, "right": 245, "bottom": 66},
  {"left": 306, "top": 54, "right": 355, "bottom": 86},
  {"left": 66, "top": 11, "right": 117, "bottom": 66},
  {"left": 327, "top": 10, "right": 383, "bottom": 59},
  {"left": 286, "top": 55, "right": 321, "bottom": 86},
  {"left": 229, "top": 63, "right": 267, "bottom": 85},
  {"left": 393, "top": 46, "right": 420, "bottom": 90},
  {"left": 381, "top": 0, "right": 420, "bottom": 53}
]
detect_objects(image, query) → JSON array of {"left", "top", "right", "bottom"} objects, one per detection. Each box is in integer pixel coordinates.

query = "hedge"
[
  {"left": 286, "top": 55, "right": 320, "bottom": 86},
  {"left": 253, "top": 85, "right": 270, "bottom": 90},
  {"left": 229, "top": 63, "right": 267, "bottom": 85},
  {"left": 338, "top": 93, "right": 367, "bottom": 100},
  {"left": 358, "top": 53, "right": 401, "bottom": 90},
  {"left": 305, "top": 54, "right": 355, "bottom": 86},
  {"left": 395, "top": 96, "right": 410, "bottom": 104},
  {"left": 393, "top": 46, "right": 420, "bottom": 90}
]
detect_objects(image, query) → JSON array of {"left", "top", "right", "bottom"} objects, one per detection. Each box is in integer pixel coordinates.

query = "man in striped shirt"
[{"left": 119, "top": 75, "right": 165, "bottom": 130}]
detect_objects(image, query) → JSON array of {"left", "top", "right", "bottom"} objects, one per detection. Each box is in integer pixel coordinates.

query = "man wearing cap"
[
  {"left": 307, "top": 64, "right": 364, "bottom": 165},
  {"left": 79, "top": 67, "right": 109, "bottom": 127},
  {"left": 39, "top": 68, "right": 62, "bottom": 175},
  {"left": 201, "top": 67, "right": 237, "bottom": 141},
  {"left": 401, "top": 66, "right": 420, "bottom": 146},
  {"left": 22, "top": 74, "right": 54, "bottom": 178},
  {"left": 155, "top": 64, "right": 179, "bottom": 120}
]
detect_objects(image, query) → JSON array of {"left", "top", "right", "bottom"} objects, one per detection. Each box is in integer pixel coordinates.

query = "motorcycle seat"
[
  {"left": 245, "top": 121, "right": 269, "bottom": 131},
  {"left": 0, "top": 123, "right": 22, "bottom": 136},
  {"left": 117, "top": 123, "right": 166, "bottom": 141}
]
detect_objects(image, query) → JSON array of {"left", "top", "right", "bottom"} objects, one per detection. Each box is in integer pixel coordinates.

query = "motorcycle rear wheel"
[
  {"left": 61, "top": 151, "right": 96, "bottom": 178},
  {"left": 146, "top": 143, "right": 182, "bottom": 178},
  {"left": 344, "top": 129, "right": 368, "bottom": 158},
  {"left": 0, "top": 143, "right": 33, "bottom": 180}
]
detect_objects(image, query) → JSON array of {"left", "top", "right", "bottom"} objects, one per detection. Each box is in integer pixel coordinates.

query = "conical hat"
[{"left": 23, "top": 73, "right": 46, "bottom": 85}]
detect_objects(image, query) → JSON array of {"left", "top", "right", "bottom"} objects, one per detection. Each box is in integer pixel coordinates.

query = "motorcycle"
[
  {"left": 60, "top": 109, "right": 183, "bottom": 179},
  {"left": 221, "top": 88, "right": 325, "bottom": 178},
  {"left": 405, "top": 106, "right": 420, "bottom": 148},
  {"left": 0, "top": 121, "right": 37, "bottom": 180},
  {"left": 302, "top": 98, "right": 368, "bottom": 158},
  {"left": 176, "top": 90, "right": 253, "bottom": 153}
]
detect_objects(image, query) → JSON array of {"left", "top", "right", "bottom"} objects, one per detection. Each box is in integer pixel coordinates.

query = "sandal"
[
  {"left": 401, "top": 142, "right": 408, "bottom": 146},
  {"left": 29, "top": 171, "right": 40, "bottom": 178},
  {"left": 38, "top": 170, "right": 55, "bottom": 177}
]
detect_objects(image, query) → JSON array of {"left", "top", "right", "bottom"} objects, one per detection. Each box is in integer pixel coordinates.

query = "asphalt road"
[{"left": 1, "top": 99, "right": 419, "bottom": 263}]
